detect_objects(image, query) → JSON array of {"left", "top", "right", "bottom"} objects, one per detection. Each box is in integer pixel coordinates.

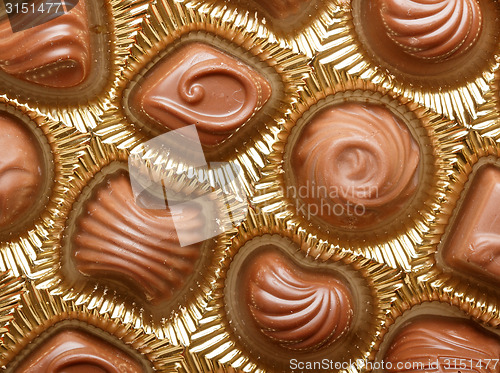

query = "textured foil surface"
[{"left": 0, "top": 0, "right": 499, "bottom": 372}]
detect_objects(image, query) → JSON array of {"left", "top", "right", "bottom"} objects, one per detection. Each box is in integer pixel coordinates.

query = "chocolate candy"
[
  {"left": 0, "top": 112, "right": 43, "bottom": 229},
  {"left": 243, "top": 250, "right": 352, "bottom": 350},
  {"left": 384, "top": 317, "right": 500, "bottom": 373},
  {"left": 72, "top": 172, "right": 204, "bottom": 303},
  {"left": 14, "top": 328, "right": 144, "bottom": 372},
  {"left": 291, "top": 102, "right": 420, "bottom": 229},
  {"left": 443, "top": 164, "right": 500, "bottom": 283}
]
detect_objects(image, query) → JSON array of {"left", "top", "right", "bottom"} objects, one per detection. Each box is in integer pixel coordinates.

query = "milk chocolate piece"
[
  {"left": 380, "top": 0, "right": 481, "bottom": 61},
  {"left": 354, "top": 0, "right": 486, "bottom": 80},
  {"left": 14, "top": 328, "right": 143, "bottom": 373},
  {"left": 0, "top": 0, "right": 91, "bottom": 88},
  {"left": 291, "top": 103, "right": 419, "bottom": 229},
  {"left": 384, "top": 317, "right": 500, "bottom": 372},
  {"left": 130, "top": 42, "right": 271, "bottom": 146},
  {"left": 443, "top": 165, "right": 500, "bottom": 283},
  {"left": 0, "top": 113, "right": 42, "bottom": 229},
  {"left": 72, "top": 172, "right": 204, "bottom": 303},
  {"left": 243, "top": 250, "right": 353, "bottom": 350}
]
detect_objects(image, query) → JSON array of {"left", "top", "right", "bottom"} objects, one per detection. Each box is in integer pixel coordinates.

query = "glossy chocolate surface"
[
  {"left": 384, "top": 317, "right": 500, "bottom": 372},
  {"left": 72, "top": 172, "right": 204, "bottom": 303},
  {"left": 0, "top": 113, "right": 42, "bottom": 229},
  {"left": 0, "top": 0, "right": 91, "bottom": 88},
  {"left": 443, "top": 165, "right": 500, "bottom": 283},
  {"left": 14, "top": 328, "right": 143, "bottom": 373},
  {"left": 243, "top": 250, "right": 353, "bottom": 350},
  {"left": 354, "top": 0, "right": 490, "bottom": 82},
  {"left": 291, "top": 102, "right": 420, "bottom": 229},
  {"left": 130, "top": 42, "right": 271, "bottom": 146},
  {"left": 380, "top": 0, "right": 481, "bottom": 61}
]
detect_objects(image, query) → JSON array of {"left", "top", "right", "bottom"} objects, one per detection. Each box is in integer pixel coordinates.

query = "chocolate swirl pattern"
[
  {"left": 244, "top": 251, "right": 353, "bottom": 350},
  {"left": 0, "top": 113, "right": 42, "bottom": 229},
  {"left": 72, "top": 173, "right": 204, "bottom": 303},
  {"left": 380, "top": 0, "right": 482, "bottom": 60},
  {"left": 132, "top": 42, "right": 272, "bottom": 146},
  {"left": 0, "top": 0, "right": 91, "bottom": 88},
  {"left": 15, "top": 329, "right": 144, "bottom": 373},
  {"left": 292, "top": 103, "right": 420, "bottom": 229},
  {"left": 385, "top": 318, "right": 500, "bottom": 372}
]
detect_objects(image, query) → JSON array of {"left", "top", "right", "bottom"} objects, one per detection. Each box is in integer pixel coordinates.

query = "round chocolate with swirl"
[
  {"left": 71, "top": 172, "right": 205, "bottom": 304},
  {"left": 380, "top": 0, "right": 482, "bottom": 61},
  {"left": 0, "top": 112, "right": 43, "bottom": 230},
  {"left": 291, "top": 102, "right": 420, "bottom": 230},
  {"left": 14, "top": 328, "right": 144, "bottom": 372},
  {"left": 384, "top": 317, "right": 500, "bottom": 372},
  {"left": 130, "top": 42, "right": 272, "bottom": 146},
  {"left": 243, "top": 250, "right": 353, "bottom": 351},
  {"left": 0, "top": 0, "right": 91, "bottom": 88}
]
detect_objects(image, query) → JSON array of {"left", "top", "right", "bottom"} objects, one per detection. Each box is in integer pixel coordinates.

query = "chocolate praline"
[
  {"left": 384, "top": 317, "right": 500, "bottom": 373},
  {"left": 443, "top": 165, "right": 500, "bottom": 284},
  {"left": 0, "top": 113, "right": 43, "bottom": 229},
  {"left": 291, "top": 102, "right": 420, "bottom": 230},
  {"left": 71, "top": 172, "right": 205, "bottom": 304},
  {"left": 129, "top": 42, "right": 271, "bottom": 146},
  {"left": 14, "top": 328, "right": 144, "bottom": 372},
  {"left": 0, "top": 0, "right": 92, "bottom": 88}
]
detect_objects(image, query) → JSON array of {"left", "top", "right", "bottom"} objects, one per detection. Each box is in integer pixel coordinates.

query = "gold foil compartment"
[
  {"left": 223, "top": 235, "right": 377, "bottom": 371},
  {"left": 372, "top": 302, "right": 500, "bottom": 373},
  {"left": 302, "top": 0, "right": 500, "bottom": 126},
  {"left": 0, "top": 281, "right": 185, "bottom": 371},
  {"left": 95, "top": 0, "right": 309, "bottom": 158},
  {"left": 0, "top": 100, "right": 88, "bottom": 280},
  {"left": 199, "top": 0, "right": 335, "bottom": 35},
  {"left": 0, "top": 0, "right": 148, "bottom": 133},
  {"left": 33, "top": 135, "right": 235, "bottom": 348},
  {"left": 255, "top": 81, "right": 466, "bottom": 271},
  {"left": 189, "top": 217, "right": 402, "bottom": 372}
]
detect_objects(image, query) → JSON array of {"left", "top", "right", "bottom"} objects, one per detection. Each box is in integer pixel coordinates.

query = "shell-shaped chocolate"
[
  {"left": 291, "top": 103, "right": 420, "bottom": 229},
  {"left": 380, "top": 0, "right": 482, "bottom": 60},
  {"left": 0, "top": 0, "right": 91, "bottom": 87},
  {"left": 131, "top": 42, "right": 272, "bottom": 146},
  {"left": 72, "top": 173, "right": 204, "bottom": 303},
  {"left": 15, "top": 329, "right": 144, "bottom": 373},
  {"left": 0, "top": 113, "right": 42, "bottom": 228},
  {"left": 244, "top": 251, "right": 353, "bottom": 351},
  {"left": 385, "top": 318, "right": 500, "bottom": 373}
]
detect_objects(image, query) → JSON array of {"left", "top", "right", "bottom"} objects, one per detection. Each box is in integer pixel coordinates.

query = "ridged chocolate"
[
  {"left": 131, "top": 42, "right": 271, "bottom": 146},
  {"left": 0, "top": 113, "right": 42, "bottom": 229},
  {"left": 291, "top": 103, "right": 420, "bottom": 229},
  {"left": 14, "top": 328, "right": 143, "bottom": 373},
  {"left": 380, "top": 0, "right": 482, "bottom": 61},
  {"left": 244, "top": 251, "right": 353, "bottom": 350},
  {"left": 72, "top": 173, "right": 204, "bottom": 303},
  {"left": 385, "top": 318, "right": 500, "bottom": 373},
  {"left": 0, "top": 0, "right": 91, "bottom": 88},
  {"left": 444, "top": 165, "right": 500, "bottom": 283}
]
